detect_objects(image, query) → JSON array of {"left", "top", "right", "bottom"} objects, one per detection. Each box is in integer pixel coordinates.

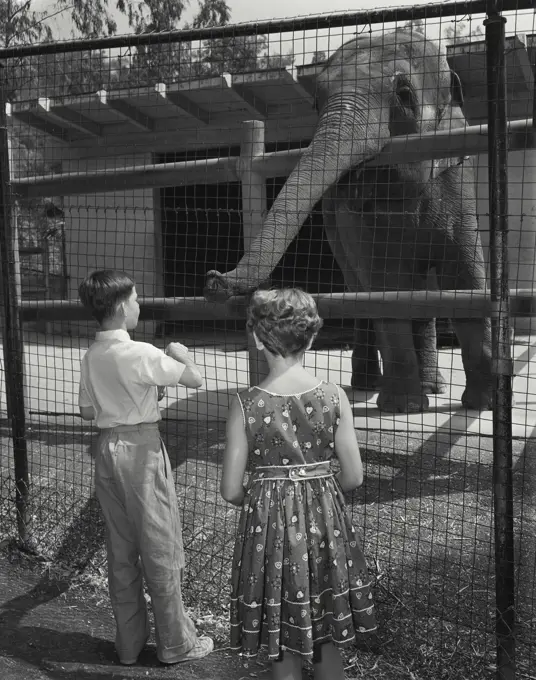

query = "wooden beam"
[
  {"left": 9, "top": 102, "right": 73, "bottom": 142},
  {"left": 97, "top": 90, "right": 155, "bottom": 132},
  {"left": 238, "top": 120, "right": 269, "bottom": 384},
  {"left": 18, "top": 289, "right": 536, "bottom": 323},
  {"left": 239, "top": 120, "right": 267, "bottom": 251},
  {"left": 11, "top": 118, "right": 535, "bottom": 199},
  {"left": 155, "top": 82, "right": 210, "bottom": 125},
  {"left": 286, "top": 69, "right": 315, "bottom": 109},
  {"left": 227, "top": 73, "right": 269, "bottom": 119},
  {"left": 296, "top": 62, "right": 326, "bottom": 97},
  {"left": 36, "top": 98, "right": 103, "bottom": 138},
  {"left": 512, "top": 35, "right": 535, "bottom": 95},
  {"left": 13, "top": 156, "right": 240, "bottom": 199}
]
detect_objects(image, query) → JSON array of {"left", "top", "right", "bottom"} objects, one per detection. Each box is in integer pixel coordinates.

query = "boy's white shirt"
[{"left": 78, "top": 329, "right": 185, "bottom": 429}]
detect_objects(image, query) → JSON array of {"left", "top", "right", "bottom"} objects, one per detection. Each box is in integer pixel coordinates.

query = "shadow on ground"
[{"left": 0, "top": 548, "right": 255, "bottom": 680}]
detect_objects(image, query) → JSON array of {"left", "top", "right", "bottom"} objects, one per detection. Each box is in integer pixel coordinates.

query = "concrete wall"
[
  {"left": 475, "top": 149, "right": 536, "bottom": 335},
  {"left": 61, "top": 153, "right": 164, "bottom": 340}
]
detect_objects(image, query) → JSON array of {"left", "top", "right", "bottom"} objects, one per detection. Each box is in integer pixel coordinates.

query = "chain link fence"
[{"left": 1, "top": 1, "right": 535, "bottom": 677}]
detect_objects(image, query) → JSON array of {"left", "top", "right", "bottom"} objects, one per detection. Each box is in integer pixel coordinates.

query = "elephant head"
[{"left": 204, "top": 28, "right": 465, "bottom": 301}]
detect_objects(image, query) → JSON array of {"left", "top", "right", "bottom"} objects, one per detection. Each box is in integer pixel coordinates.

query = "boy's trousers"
[{"left": 95, "top": 422, "right": 197, "bottom": 664}]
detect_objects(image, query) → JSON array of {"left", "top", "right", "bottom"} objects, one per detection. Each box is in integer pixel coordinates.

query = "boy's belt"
[{"left": 99, "top": 422, "right": 160, "bottom": 435}]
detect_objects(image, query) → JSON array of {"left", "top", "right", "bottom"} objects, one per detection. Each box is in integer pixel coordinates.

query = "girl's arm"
[
  {"left": 334, "top": 388, "right": 363, "bottom": 492},
  {"left": 221, "top": 395, "right": 249, "bottom": 506}
]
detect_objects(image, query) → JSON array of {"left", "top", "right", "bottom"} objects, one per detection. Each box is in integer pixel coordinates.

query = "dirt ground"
[
  {"left": 0, "top": 545, "right": 262, "bottom": 680},
  {"left": 1, "top": 332, "right": 535, "bottom": 678}
]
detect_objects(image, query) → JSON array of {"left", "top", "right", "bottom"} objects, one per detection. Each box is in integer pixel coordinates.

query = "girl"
[{"left": 221, "top": 288, "right": 376, "bottom": 680}]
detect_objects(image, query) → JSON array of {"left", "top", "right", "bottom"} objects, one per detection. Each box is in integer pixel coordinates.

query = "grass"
[{"left": 1, "top": 414, "right": 535, "bottom": 679}]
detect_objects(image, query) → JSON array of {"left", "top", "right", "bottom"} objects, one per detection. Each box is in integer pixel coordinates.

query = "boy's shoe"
[
  {"left": 119, "top": 632, "right": 150, "bottom": 666},
  {"left": 159, "top": 636, "right": 214, "bottom": 664},
  {"left": 119, "top": 658, "right": 138, "bottom": 666}
]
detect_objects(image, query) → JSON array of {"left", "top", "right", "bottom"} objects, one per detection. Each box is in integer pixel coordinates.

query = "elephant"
[{"left": 204, "top": 28, "right": 493, "bottom": 414}]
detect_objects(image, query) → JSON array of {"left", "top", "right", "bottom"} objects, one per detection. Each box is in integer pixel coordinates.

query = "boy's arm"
[
  {"left": 138, "top": 344, "right": 203, "bottom": 389},
  {"left": 221, "top": 395, "right": 248, "bottom": 506},
  {"left": 166, "top": 345, "right": 203, "bottom": 388},
  {"left": 78, "top": 368, "right": 95, "bottom": 421},
  {"left": 80, "top": 405, "right": 95, "bottom": 420}
]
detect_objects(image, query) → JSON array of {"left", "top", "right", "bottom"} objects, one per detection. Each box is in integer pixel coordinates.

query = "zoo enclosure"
[{"left": 0, "top": 1, "right": 535, "bottom": 678}]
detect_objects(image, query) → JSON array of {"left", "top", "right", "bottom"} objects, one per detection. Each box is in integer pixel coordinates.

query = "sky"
[
  {"left": 32, "top": 0, "right": 437, "bottom": 36},
  {"left": 30, "top": 0, "right": 535, "bottom": 65}
]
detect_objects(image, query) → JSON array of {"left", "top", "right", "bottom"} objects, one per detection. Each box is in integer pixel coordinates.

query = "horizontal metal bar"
[
  {"left": 12, "top": 118, "right": 535, "bottom": 199},
  {"left": 0, "top": 1, "right": 531, "bottom": 60},
  {"left": 13, "top": 156, "right": 241, "bottom": 199},
  {"left": 19, "top": 289, "right": 536, "bottom": 323}
]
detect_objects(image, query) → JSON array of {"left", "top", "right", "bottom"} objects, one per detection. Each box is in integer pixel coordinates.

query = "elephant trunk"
[{"left": 233, "top": 96, "right": 388, "bottom": 287}]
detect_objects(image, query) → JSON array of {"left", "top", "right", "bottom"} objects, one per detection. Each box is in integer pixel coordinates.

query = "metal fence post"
[
  {"left": 0, "top": 63, "right": 32, "bottom": 550},
  {"left": 238, "top": 120, "right": 270, "bottom": 387},
  {"left": 485, "top": 5, "right": 516, "bottom": 680}
]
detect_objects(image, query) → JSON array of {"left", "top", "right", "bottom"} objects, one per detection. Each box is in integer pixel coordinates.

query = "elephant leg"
[
  {"left": 413, "top": 318, "right": 447, "bottom": 394},
  {"left": 324, "top": 203, "right": 425, "bottom": 412},
  {"left": 374, "top": 317, "right": 428, "bottom": 413},
  {"left": 413, "top": 270, "right": 446, "bottom": 394},
  {"left": 322, "top": 200, "right": 381, "bottom": 390},
  {"left": 363, "top": 259, "right": 428, "bottom": 412},
  {"left": 352, "top": 319, "right": 380, "bottom": 391},
  {"left": 450, "top": 318, "right": 493, "bottom": 410},
  {"left": 438, "top": 254, "right": 493, "bottom": 411}
]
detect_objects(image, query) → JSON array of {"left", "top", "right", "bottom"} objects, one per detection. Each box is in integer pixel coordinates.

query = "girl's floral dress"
[{"left": 230, "top": 380, "right": 376, "bottom": 662}]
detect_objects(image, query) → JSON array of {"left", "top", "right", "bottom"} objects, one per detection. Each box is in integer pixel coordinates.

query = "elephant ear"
[
  {"left": 450, "top": 70, "right": 464, "bottom": 109},
  {"left": 431, "top": 70, "right": 468, "bottom": 179}
]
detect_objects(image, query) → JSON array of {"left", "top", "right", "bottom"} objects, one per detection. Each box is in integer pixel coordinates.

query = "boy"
[{"left": 77, "top": 270, "right": 213, "bottom": 666}]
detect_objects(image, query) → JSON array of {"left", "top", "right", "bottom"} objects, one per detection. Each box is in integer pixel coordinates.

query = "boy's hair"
[
  {"left": 78, "top": 270, "right": 135, "bottom": 324},
  {"left": 247, "top": 288, "right": 323, "bottom": 357}
]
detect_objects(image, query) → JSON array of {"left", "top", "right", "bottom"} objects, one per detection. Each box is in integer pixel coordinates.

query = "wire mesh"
[{"left": 0, "top": 2, "right": 535, "bottom": 677}]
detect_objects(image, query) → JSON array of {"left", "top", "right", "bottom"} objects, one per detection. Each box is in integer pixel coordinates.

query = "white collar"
[{"left": 95, "top": 329, "right": 131, "bottom": 342}]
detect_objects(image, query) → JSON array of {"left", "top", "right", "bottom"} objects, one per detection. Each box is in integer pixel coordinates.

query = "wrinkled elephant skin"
[{"left": 204, "top": 29, "right": 493, "bottom": 413}]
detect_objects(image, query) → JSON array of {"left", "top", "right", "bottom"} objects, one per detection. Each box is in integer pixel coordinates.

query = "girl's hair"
[
  {"left": 78, "top": 270, "right": 135, "bottom": 324},
  {"left": 247, "top": 288, "right": 323, "bottom": 357}
]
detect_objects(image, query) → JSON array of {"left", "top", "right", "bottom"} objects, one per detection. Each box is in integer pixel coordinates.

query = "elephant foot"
[
  {"left": 377, "top": 390, "right": 429, "bottom": 413},
  {"left": 204, "top": 269, "right": 268, "bottom": 302},
  {"left": 351, "top": 374, "right": 380, "bottom": 392},
  {"left": 461, "top": 385, "right": 493, "bottom": 411},
  {"left": 420, "top": 371, "right": 448, "bottom": 395},
  {"left": 421, "top": 380, "right": 447, "bottom": 395}
]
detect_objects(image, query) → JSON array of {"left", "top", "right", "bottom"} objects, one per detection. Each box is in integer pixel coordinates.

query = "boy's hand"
[
  {"left": 157, "top": 386, "right": 166, "bottom": 401},
  {"left": 165, "top": 342, "right": 190, "bottom": 364}
]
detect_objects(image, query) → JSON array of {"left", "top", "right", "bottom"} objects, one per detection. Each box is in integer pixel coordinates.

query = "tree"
[
  {"left": 3, "top": 1, "right": 297, "bottom": 97},
  {"left": 0, "top": 0, "right": 53, "bottom": 48},
  {"left": 443, "top": 19, "right": 484, "bottom": 45},
  {"left": 403, "top": 17, "right": 426, "bottom": 33},
  {"left": 124, "top": 0, "right": 293, "bottom": 79},
  {"left": 310, "top": 50, "right": 326, "bottom": 65},
  {"left": 198, "top": 34, "right": 294, "bottom": 76}
]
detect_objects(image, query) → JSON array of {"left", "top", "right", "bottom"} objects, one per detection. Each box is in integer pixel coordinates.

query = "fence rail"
[
  {"left": 17, "top": 289, "right": 536, "bottom": 322},
  {"left": 0, "top": 0, "right": 532, "bottom": 59},
  {"left": 12, "top": 118, "right": 535, "bottom": 199}
]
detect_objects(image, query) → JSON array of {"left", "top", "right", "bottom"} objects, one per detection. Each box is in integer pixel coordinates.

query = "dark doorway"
[
  {"left": 159, "top": 171, "right": 353, "bottom": 338},
  {"left": 160, "top": 181, "right": 244, "bottom": 335},
  {"left": 158, "top": 169, "right": 456, "bottom": 347}
]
